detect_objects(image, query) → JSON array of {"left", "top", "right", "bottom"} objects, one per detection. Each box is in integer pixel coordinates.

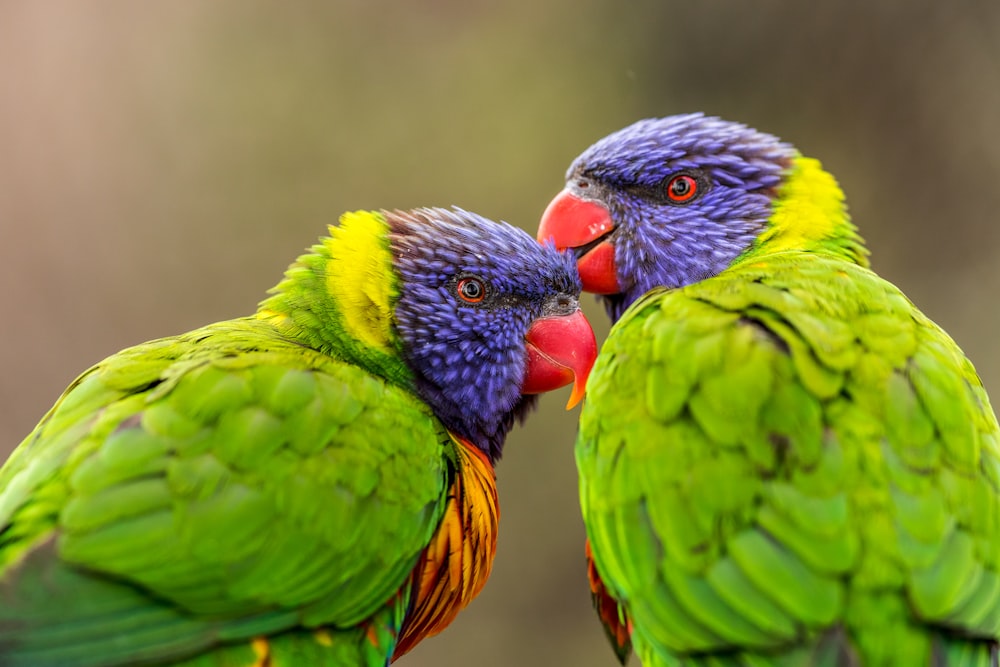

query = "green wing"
[
  {"left": 0, "top": 318, "right": 450, "bottom": 667},
  {"left": 578, "top": 251, "right": 1000, "bottom": 666}
]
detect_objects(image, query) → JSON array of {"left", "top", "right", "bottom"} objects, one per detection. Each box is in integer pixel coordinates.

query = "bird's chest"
[{"left": 393, "top": 436, "right": 499, "bottom": 658}]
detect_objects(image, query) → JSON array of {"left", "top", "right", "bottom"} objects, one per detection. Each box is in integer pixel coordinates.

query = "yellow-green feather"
[
  {"left": 0, "top": 317, "right": 447, "bottom": 666},
  {"left": 579, "top": 248, "right": 1000, "bottom": 666}
]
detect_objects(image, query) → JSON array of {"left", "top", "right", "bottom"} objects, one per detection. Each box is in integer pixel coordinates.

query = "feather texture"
[{"left": 0, "top": 208, "right": 594, "bottom": 666}]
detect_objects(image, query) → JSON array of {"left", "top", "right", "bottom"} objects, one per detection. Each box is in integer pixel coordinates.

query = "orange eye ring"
[
  {"left": 457, "top": 277, "right": 486, "bottom": 303},
  {"left": 666, "top": 174, "right": 698, "bottom": 203}
]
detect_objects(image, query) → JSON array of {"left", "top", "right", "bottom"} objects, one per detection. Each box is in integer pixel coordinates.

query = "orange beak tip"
[{"left": 565, "top": 381, "right": 587, "bottom": 410}]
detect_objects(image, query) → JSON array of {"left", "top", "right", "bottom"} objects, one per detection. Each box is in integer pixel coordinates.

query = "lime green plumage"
[
  {"left": 578, "top": 250, "right": 1000, "bottom": 666},
  {"left": 0, "top": 315, "right": 448, "bottom": 666}
]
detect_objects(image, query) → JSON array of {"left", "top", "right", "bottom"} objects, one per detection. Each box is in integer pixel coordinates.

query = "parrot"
[
  {"left": 536, "top": 113, "right": 1000, "bottom": 666},
  {"left": 0, "top": 206, "right": 598, "bottom": 667}
]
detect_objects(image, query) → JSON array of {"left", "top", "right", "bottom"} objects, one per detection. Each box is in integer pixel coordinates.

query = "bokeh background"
[{"left": 2, "top": 2, "right": 999, "bottom": 665}]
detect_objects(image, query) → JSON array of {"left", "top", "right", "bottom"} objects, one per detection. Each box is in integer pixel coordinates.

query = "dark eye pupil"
[
  {"left": 457, "top": 277, "right": 486, "bottom": 303},
  {"left": 671, "top": 178, "right": 690, "bottom": 196}
]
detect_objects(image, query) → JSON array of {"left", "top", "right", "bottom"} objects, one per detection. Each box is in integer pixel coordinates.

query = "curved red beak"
[
  {"left": 538, "top": 190, "right": 620, "bottom": 295},
  {"left": 521, "top": 309, "right": 597, "bottom": 409}
]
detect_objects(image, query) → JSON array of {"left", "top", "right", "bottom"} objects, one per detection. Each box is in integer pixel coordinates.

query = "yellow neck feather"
[
  {"left": 323, "top": 210, "right": 397, "bottom": 352},
  {"left": 747, "top": 156, "right": 869, "bottom": 267},
  {"left": 760, "top": 157, "right": 847, "bottom": 250}
]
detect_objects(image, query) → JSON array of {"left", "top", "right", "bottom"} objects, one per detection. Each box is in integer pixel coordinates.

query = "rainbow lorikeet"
[
  {"left": 538, "top": 114, "right": 1000, "bottom": 666},
  {"left": 0, "top": 207, "right": 597, "bottom": 666}
]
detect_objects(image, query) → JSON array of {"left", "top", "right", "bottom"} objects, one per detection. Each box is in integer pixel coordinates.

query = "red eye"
[
  {"left": 666, "top": 174, "right": 698, "bottom": 203},
  {"left": 457, "top": 277, "right": 486, "bottom": 303}
]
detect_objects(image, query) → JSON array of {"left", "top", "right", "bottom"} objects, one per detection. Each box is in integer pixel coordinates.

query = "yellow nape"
[
  {"left": 325, "top": 211, "right": 396, "bottom": 352},
  {"left": 758, "top": 156, "right": 849, "bottom": 253},
  {"left": 313, "top": 629, "right": 334, "bottom": 647},
  {"left": 250, "top": 638, "right": 270, "bottom": 667},
  {"left": 255, "top": 308, "right": 288, "bottom": 326}
]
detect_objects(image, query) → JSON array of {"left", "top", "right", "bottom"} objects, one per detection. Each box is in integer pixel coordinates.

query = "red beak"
[
  {"left": 521, "top": 309, "right": 597, "bottom": 409},
  {"left": 538, "top": 190, "right": 620, "bottom": 295}
]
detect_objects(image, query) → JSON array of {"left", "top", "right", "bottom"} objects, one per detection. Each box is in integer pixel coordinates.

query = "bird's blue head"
[
  {"left": 387, "top": 208, "right": 596, "bottom": 462},
  {"left": 538, "top": 113, "right": 864, "bottom": 321}
]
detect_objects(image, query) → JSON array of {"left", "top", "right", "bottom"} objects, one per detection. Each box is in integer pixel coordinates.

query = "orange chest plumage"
[{"left": 393, "top": 435, "right": 499, "bottom": 658}]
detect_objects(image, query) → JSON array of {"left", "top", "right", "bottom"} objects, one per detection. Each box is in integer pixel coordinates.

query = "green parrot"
[
  {"left": 0, "top": 207, "right": 598, "bottom": 667},
  {"left": 537, "top": 114, "right": 1000, "bottom": 666}
]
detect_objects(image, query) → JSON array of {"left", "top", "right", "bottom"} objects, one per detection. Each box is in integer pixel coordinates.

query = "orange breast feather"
[{"left": 393, "top": 435, "right": 499, "bottom": 659}]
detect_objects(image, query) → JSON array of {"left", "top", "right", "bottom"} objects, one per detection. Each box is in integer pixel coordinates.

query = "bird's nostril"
[{"left": 553, "top": 294, "right": 577, "bottom": 314}]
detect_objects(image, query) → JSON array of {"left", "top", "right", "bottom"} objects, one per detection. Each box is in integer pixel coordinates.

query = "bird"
[
  {"left": 537, "top": 113, "right": 1000, "bottom": 666},
  {"left": 0, "top": 206, "right": 598, "bottom": 667}
]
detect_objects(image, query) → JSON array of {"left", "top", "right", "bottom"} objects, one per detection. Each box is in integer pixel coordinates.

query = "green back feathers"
[
  {"left": 0, "top": 315, "right": 449, "bottom": 667},
  {"left": 579, "top": 251, "right": 1000, "bottom": 665},
  {"left": 257, "top": 210, "right": 413, "bottom": 389}
]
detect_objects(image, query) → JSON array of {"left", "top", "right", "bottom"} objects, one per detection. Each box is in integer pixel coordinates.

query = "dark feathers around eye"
[{"left": 622, "top": 169, "right": 711, "bottom": 206}]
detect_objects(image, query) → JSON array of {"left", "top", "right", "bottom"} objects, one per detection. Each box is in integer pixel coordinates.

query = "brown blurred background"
[{"left": 2, "top": 2, "right": 999, "bottom": 666}]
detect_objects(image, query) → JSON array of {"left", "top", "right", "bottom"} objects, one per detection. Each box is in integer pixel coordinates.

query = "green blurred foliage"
[{"left": 1, "top": 2, "right": 998, "bottom": 665}]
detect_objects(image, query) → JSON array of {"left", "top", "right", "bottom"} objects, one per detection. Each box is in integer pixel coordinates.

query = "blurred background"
[{"left": 2, "top": 2, "right": 999, "bottom": 665}]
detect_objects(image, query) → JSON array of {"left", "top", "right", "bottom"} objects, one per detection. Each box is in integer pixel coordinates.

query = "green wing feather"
[
  {"left": 0, "top": 318, "right": 450, "bottom": 667},
  {"left": 579, "top": 251, "right": 1000, "bottom": 666}
]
